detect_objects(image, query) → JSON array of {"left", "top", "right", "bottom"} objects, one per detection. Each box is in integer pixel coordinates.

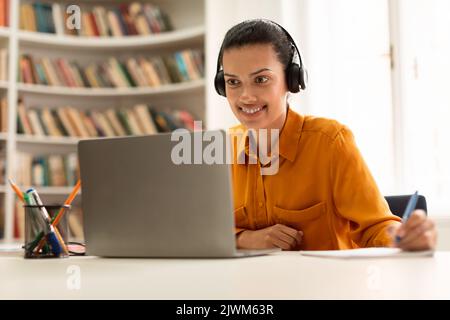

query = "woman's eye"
[
  {"left": 255, "top": 76, "right": 269, "bottom": 84},
  {"left": 226, "top": 79, "right": 240, "bottom": 86}
]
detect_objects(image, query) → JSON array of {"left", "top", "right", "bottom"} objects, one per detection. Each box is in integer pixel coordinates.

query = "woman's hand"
[
  {"left": 391, "top": 210, "right": 437, "bottom": 251},
  {"left": 236, "top": 224, "right": 303, "bottom": 250}
]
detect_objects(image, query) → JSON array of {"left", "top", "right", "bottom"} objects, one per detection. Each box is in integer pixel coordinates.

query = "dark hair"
[{"left": 218, "top": 19, "right": 294, "bottom": 70}]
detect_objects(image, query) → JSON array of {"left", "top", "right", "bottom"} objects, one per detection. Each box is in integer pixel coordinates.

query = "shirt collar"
[
  {"left": 229, "top": 106, "right": 304, "bottom": 164},
  {"left": 278, "top": 106, "right": 304, "bottom": 162}
]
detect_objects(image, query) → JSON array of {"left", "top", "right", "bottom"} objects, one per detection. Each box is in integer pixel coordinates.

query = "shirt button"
[{"left": 258, "top": 202, "right": 263, "bottom": 208}]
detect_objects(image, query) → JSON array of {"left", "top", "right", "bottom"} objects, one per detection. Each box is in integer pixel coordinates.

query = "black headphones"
[{"left": 214, "top": 19, "right": 307, "bottom": 97}]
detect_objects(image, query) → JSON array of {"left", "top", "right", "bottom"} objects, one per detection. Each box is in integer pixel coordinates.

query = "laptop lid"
[{"left": 78, "top": 130, "right": 238, "bottom": 257}]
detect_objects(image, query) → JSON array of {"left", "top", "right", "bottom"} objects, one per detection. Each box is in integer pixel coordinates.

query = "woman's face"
[{"left": 222, "top": 43, "right": 289, "bottom": 130}]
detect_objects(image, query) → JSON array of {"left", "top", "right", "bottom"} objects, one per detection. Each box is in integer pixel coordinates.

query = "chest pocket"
[
  {"left": 234, "top": 206, "right": 249, "bottom": 229},
  {"left": 272, "top": 202, "right": 331, "bottom": 250}
]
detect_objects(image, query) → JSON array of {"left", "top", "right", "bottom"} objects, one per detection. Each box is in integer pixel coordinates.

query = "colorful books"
[
  {"left": 0, "top": 48, "right": 8, "bottom": 81},
  {"left": 15, "top": 152, "right": 79, "bottom": 188},
  {"left": 18, "top": 49, "right": 204, "bottom": 88},
  {"left": 0, "top": 0, "right": 9, "bottom": 27},
  {"left": 19, "top": 1, "right": 173, "bottom": 36},
  {"left": 0, "top": 203, "right": 3, "bottom": 238},
  {"left": 0, "top": 96, "right": 7, "bottom": 132},
  {"left": 0, "top": 143, "right": 5, "bottom": 185},
  {"left": 16, "top": 102, "right": 197, "bottom": 138}
]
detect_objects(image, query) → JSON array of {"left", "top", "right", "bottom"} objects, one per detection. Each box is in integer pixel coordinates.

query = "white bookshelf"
[
  {"left": 16, "top": 134, "right": 80, "bottom": 145},
  {"left": 0, "top": 27, "right": 10, "bottom": 38},
  {"left": 1, "top": 0, "right": 206, "bottom": 241},
  {"left": 17, "top": 79, "right": 205, "bottom": 97},
  {"left": 18, "top": 25, "right": 205, "bottom": 49}
]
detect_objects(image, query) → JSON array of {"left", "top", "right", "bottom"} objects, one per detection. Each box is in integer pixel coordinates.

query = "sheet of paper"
[{"left": 299, "top": 248, "right": 434, "bottom": 259}]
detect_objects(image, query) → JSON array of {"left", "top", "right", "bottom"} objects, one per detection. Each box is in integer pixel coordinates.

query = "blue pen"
[{"left": 395, "top": 191, "right": 419, "bottom": 243}]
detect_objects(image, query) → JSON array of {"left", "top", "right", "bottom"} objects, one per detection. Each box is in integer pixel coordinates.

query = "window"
[
  {"left": 298, "top": 0, "right": 450, "bottom": 216},
  {"left": 394, "top": 0, "right": 450, "bottom": 216},
  {"left": 299, "top": 0, "right": 395, "bottom": 194}
]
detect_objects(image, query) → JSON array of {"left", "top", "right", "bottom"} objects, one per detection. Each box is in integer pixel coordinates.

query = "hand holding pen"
[{"left": 392, "top": 191, "right": 437, "bottom": 251}]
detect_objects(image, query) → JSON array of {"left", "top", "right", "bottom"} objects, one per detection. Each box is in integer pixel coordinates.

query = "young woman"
[{"left": 215, "top": 19, "right": 437, "bottom": 251}]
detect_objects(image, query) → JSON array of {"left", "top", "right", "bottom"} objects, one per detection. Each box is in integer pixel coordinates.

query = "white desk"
[{"left": 1, "top": 251, "right": 450, "bottom": 299}]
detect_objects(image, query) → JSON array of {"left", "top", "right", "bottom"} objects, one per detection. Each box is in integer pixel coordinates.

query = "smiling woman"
[{"left": 214, "top": 19, "right": 437, "bottom": 252}]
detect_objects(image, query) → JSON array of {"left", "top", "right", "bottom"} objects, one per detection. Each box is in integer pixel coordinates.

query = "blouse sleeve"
[{"left": 330, "top": 127, "right": 401, "bottom": 247}]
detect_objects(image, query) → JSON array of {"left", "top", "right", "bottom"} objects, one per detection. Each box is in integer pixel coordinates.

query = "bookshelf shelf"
[
  {"left": 16, "top": 186, "right": 81, "bottom": 195},
  {"left": 2, "top": 0, "right": 206, "bottom": 242},
  {"left": 17, "top": 79, "right": 205, "bottom": 97},
  {"left": 16, "top": 134, "right": 80, "bottom": 145},
  {"left": 0, "top": 27, "right": 9, "bottom": 38},
  {"left": 0, "top": 81, "right": 8, "bottom": 89},
  {"left": 18, "top": 25, "right": 205, "bottom": 50}
]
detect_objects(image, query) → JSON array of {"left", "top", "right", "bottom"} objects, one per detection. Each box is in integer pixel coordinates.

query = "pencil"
[
  {"left": 52, "top": 179, "right": 81, "bottom": 226},
  {"left": 8, "top": 178, "right": 25, "bottom": 203}
]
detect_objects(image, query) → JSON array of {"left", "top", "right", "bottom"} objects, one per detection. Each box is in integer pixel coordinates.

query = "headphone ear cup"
[
  {"left": 214, "top": 70, "right": 226, "bottom": 97},
  {"left": 299, "top": 67, "right": 307, "bottom": 90},
  {"left": 286, "top": 63, "right": 300, "bottom": 93}
]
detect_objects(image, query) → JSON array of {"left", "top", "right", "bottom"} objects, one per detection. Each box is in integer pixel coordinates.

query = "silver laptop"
[{"left": 78, "top": 130, "right": 279, "bottom": 258}]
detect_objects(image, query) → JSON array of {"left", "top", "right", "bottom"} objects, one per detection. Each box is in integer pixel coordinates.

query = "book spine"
[
  {"left": 0, "top": 96, "right": 7, "bottom": 132},
  {"left": 52, "top": 3, "right": 64, "bottom": 35},
  {"left": 35, "top": 108, "right": 49, "bottom": 135},
  {"left": 27, "top": 109, "right": 45, "bottom": 136},
  {"left": 51, "top": 109, "right": 69, "bottom": 136},
  {"left": 89, "top": 12, "right": 101, "bottom": 37},
  {"left": 116, "top": 109, "right": 133, "bottom": 135},
  {"left": 0, "top": 0, "right": 5, "bottom": 27},
  {"left": 57, "top": 108, "right": 77, "bottom": 137},
  {"left": 174, "top": 52, "right": 190, "bottom": 81}
]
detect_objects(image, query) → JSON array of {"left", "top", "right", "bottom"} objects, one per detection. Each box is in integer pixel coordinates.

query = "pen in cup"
[
  {"left": 8, "top": 179, "right": 68, "bottom": 256},
  {"left": 34, "top": 180, "right": 81, "bottom": 254},
  {"left": 26, "top": 188, "right": 68, "bottom": 256},
  {"left": 395, "top": 191, "right": 419, "bottom": 243}
]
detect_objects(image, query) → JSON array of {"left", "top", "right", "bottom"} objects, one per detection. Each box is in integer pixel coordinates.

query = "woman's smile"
[{"left": 238, "top": 104, "right": 268, "bottom": 118}]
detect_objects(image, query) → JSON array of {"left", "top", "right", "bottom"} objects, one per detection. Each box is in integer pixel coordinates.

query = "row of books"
[
  {"left": 19, "top": 49, "right": 204, "bottom": 88},
  {"left": 0, "top": 96, "right": 7, "bottom": 132},
  {"left": 0, "top": 197, "right": 4, "bottom": 238},
  {"left": 0, "top": 0, "right": 9, "bottom": 27},
  {"left": 0, "top": 142, "right": 5, "bottom": 238},
  {"left": 14, "top": 202, "right": 84, "bottom": 240},
  {"left": 0, "top": 48, "right": 7, "bottom": 81},
  {"left": 15, "top": 152, "right": 79, "bottom": 188},
  {"left": 0, "top": 144, "right": 5, "bottom": 185},
  {"left": 20, "top": 1, "right": 173, "bottom": 36},
  {"left": 17, "top": 102, "right": 196, "bottom": 138},
  {"left": 0, "top": 158, "right": 4, "bottom": 186}
]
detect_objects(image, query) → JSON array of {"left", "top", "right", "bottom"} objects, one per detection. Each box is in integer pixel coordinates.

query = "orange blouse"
[{"left": 229, "top": 107, "right": 401, "bottom": 250}]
